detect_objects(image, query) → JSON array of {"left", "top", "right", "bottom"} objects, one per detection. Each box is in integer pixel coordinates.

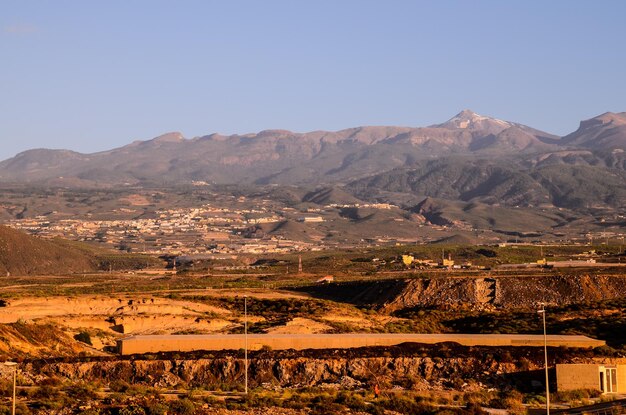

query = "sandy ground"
[
  {"left": 0, "top": 289, "right": 355, "bottom": 354},
  {"left": 267, "top": 317, "right": 333, "bottom": 334},
  {"left": 320, "top": 312, "right": 377, "bottom": 329},
  {"left": 0, "top": 295, "right": 232, "bottom": 323},
  {"left": 178, "top": 288, "right": 310, "bottom": 300},
  {"left": 0, "top": 294, "right": 239, "bottom": 346}
]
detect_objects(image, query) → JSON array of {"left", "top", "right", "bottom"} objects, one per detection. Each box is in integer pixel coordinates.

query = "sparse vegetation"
[
  {"left": 2, "top": 229, "right": 626, "bottom": 415},
  {"left": 74, "top": 331, "right": 93, "bottom": 345}
]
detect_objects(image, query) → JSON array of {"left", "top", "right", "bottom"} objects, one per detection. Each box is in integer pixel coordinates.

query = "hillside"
[
  {"left": 302, "top": 186, "right": 363, "bottom": 205},
  {"left": 348, "top": 158, "right": 626, "bottom": 210},
  {"left": 264, "top": 220, "right": 326, "bottom": 242},
  {"left": 0, "top": 226, "right": 159, "bottom": 276},
  {"left": 0, "top": 226, "right": 98, "bottom": 275}
]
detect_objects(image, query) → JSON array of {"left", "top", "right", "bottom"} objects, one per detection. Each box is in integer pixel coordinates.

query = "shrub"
[
  {"left": 0, "top": 380, "right": 12, "bottom": 397},
  {"left": 30, "top": 384, "right": 63, "bottom": 409},
  {"left": 335, "top": 391, "right": 368, "bottom": 412},
  {"left": 283, "top": 392, "right": 310, "bottom": 409},
  {"left": 121, "top": 384, "right": 156, "bottom": 396},
  {"left": 144, "top": 402, "right": 168, "bottom": 415},
  {"left": 476, "top": 249, "right": 497, "bottom": 258},
  {"left": 119, "top": 406, "right": 146, "bottom": 415},
  {"left": 246, "top": 391, "right": 281, "bottom": 408},
  {"left": 74, "top": 331, "right": 93, "bottom": 346},
  {"left": 0, "top": 402, "right": 31, "bottom": 415},
  {"left": 109, "top": 380, "right": 130, "bottom": 393},
  {"left": 38, "top": 376, "right": 63, "bottom": 387},
  {"left": 490, "top": 390, "right": 525, "bottom": 414},
  {"left": 463, "top": 391, "right": 493, "bottom": 406},
  {"left": 65, "top": 382, "right": 98, "bottom": 401},
  {"left": 553, "top": 389, "right": 601, "bottom": 402},
  {"left": 311, "top": 401, "right": 344, "bottom": 415},
  {"left": 379, "top": 393, "right": 434, "bottom": 414},
  {"left": 465, "top": 402, "right": 489, "bottom": 415},
  {"left": 168, "top": 398, "right": 195, "bottom": 415}
]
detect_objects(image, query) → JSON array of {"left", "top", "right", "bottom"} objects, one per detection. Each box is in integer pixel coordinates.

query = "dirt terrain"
[
  {"left": 1, "top": 268, "right": 625, "bottom": 415},
  {"left": 300, "top": 274, "right": 626, "bottom": 311},
  {"left": 20, "top": 344, "right": 626, "bottom": 391},
  {"left": 0, "top": 289, "right": 388, "bottom": 356},
  {"left": 3, "top": 272, "right": 626, "bottom": 357}
]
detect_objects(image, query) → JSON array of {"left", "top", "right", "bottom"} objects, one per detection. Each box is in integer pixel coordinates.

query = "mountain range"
[{"left": 1, "top": 110, "right": 625, "bottom": 212}]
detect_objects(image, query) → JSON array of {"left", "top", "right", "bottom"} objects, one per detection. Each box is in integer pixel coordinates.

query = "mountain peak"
[
  {"left": 150, "top": 132, "right": 185, "bottom": 143},
  {"left": 563, "top": 111, "right": 626, "bottom": 149},
  {"left": 591, "top": 111, "right": 626, "bottom": 124},
  {"left": 456, "top": 109, "right": 482, "bottom": 119},
  {"left": 435, "top": 110, "right": 512, "bottom": 131}
]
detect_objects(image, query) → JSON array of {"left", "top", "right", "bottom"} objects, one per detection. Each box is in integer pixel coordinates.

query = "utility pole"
[
  {"left": 4, "top": 362, "right": 17, "bottom": 415},
  {"left": 538, "top": 305, "right": 550, "bottom": 415},
  {"left": 298, "top": 255, "right": 303, "bottom": 273},
  {"left": 244, "top": 295, "right": 248, "bottom": 395}
]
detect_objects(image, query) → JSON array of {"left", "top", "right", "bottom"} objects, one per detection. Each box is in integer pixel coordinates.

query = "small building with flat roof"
[{"left": 557, "top": 364, "right": 626, "bottom": 394}]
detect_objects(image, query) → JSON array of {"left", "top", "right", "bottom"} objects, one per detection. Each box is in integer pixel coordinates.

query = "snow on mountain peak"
[{"left": 438, "top": 110, "right": 512, "bottom": 130}]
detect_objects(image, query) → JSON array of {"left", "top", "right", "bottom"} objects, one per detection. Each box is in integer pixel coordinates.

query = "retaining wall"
[{"left": 117, "top": 333, "right": 605, "bottom": 355}]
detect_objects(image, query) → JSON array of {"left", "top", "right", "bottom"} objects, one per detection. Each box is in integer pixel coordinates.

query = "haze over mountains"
[{"left": 1, "top": 110, "right": 625, "bottom": 212}]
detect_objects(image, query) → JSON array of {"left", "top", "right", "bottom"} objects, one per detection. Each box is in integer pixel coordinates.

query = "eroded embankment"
[
  {"left": 0, "top": 322, "right": 83, "bottom": 358},
  {"left": 298, "top": 275, "right": 626, "bottom": 311},
  {"left": 21, "top": 344, "right": 621, "bottom": 391}
]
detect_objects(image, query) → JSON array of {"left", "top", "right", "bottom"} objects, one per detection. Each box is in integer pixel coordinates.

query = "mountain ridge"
[{"left": 0, "top": 110, "right": 624, "bottom": 212}]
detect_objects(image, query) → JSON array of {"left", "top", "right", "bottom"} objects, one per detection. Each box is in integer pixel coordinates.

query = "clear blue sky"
[{"left": 1, "top": 1, "right": 625, "bottom": 160}]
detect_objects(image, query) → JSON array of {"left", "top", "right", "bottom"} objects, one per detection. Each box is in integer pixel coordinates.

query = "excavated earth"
[
  {"left": 21, "top": 344, "right": 625, "bottom": 392},
  {"left": 298, "top": 274, "right": 626, "bottom": 311}
]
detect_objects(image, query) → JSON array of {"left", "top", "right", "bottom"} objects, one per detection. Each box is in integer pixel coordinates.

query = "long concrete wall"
[{"left": 117, "top": 333, "right": 604, "bottom": 355}]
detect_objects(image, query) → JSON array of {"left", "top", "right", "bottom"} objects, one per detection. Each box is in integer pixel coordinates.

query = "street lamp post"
[
  {"left": 538, "top": 306, "right": 550, "bottom": 415},
  {"left": 4, "top": 362, "right": 17, "bottom": 415},
  {"left": 244, "top": 296, "right": 248, "bottom": 395}
]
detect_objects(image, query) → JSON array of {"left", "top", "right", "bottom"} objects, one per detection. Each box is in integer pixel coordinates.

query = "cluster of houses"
[
  {"left": 400, "top": 254, "right": 482, "bottom": 270},
  {"left": 7, "top": 203, "right": 316, "bottom": 255}
]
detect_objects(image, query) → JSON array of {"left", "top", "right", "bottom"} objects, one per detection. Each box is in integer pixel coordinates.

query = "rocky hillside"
[
  {"left": 0, "top": 322, "right": 84, "bottom": 359},
  {"left": 300, "top": 275, "right": 626, "bottom": 312},
  {"left": 23, "top": 344, "right": 551, "bottom": 390}
]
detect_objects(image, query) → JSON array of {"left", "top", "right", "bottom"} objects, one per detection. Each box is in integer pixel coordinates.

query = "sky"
[{"left": 1, "top": 1, "right": 626, "bottom": 160}]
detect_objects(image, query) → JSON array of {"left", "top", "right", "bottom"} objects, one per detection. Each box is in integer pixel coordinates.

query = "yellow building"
[
  {"left": 402, "top": 255, "right": 414, "bottom": 266},
  {"left": 443, "top": 258, "right": 455, "bottom": 267}
]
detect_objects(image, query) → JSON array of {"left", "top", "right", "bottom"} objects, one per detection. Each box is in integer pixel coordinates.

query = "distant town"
[
  {"left": 6, "top": 194, "right": 624, "bottom": 259},
  {"left": 5, "top": 196, "right": 406, "bottom": 255}
]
